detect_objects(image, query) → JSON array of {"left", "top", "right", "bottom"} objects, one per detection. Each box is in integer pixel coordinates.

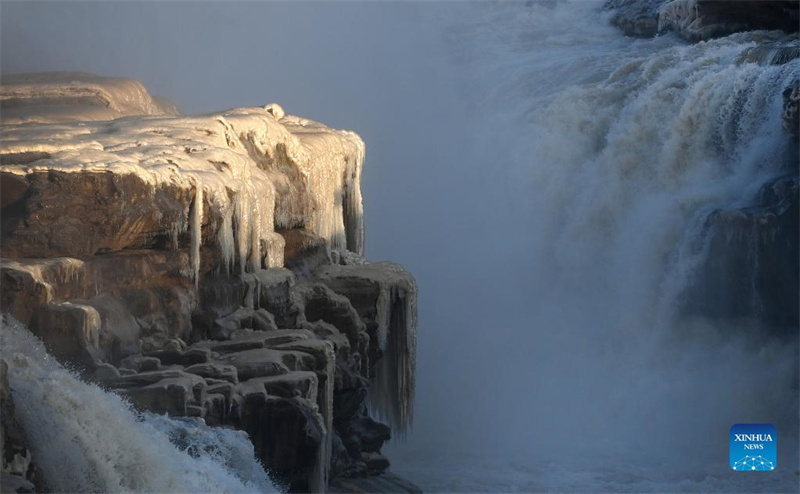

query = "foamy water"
[
  {"left": 0, "top": 315, "right": 280, "bottom": 493},
  {"left": 389, "top": 1, "right": 799, "bottom": 492}
]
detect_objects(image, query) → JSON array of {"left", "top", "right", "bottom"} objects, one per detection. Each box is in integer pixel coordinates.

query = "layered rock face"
[{"left": 0, "top": 73, "right": 417, "bottom": 493}]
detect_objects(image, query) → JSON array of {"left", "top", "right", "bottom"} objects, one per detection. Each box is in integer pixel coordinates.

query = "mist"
[
  {"left": 0, "top": 0, "right": 517, "bottom": 454},
  {"left": 3, "top": 1, "right": 797, "bottom": 492}
]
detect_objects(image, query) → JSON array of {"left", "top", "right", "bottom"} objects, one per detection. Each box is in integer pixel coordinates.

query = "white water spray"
[
  {"left": 0, "top": 315, "right": 280, "bottom": 493},
  {"left": 391, "top": 2, "right": 798, "bottom": 491}
]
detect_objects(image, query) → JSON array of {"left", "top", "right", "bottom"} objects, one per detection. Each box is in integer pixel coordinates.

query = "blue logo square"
[{"left": 730, "top": 424, "right": 777, "bottom": 471}]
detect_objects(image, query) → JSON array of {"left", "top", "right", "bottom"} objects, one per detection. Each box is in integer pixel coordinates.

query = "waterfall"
[
  {"left": 0, "top": 315, "right": 280, "bottom": 493},
  {"left": 389, "top": 2, "right": 798, "bottom": 490},
  {"left": 453, "top": 0, "right": 798, "bottom": 459}
]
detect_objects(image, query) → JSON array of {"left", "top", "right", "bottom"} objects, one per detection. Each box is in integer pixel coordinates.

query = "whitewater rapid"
[
  {"left": 389, "top": 1, "right": 799, "bottom": 492},
  {"left": 0, "top": 315, "right": 280, "bottom": 493}
]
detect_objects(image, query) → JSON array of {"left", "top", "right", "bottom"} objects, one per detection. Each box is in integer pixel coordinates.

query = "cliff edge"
[{"left": 0, "top": 73, "right": 419, "bottom": 493}]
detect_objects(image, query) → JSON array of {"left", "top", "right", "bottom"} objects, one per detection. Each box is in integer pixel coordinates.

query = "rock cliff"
[{"left": 0, "top": 73, "right": 418, "bottom": 493}]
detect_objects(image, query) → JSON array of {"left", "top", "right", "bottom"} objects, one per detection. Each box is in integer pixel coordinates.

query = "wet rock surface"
[{"left": 685, "top": 174, "right": 799, "bottom": 331}]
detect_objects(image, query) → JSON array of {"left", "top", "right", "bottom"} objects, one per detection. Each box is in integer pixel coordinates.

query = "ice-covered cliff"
[
  {"left": 0, "top": 73, "right": 418, "bottom": 493},
  {"left": 1, "top": 72, "right": 180, "bottom": 124}
]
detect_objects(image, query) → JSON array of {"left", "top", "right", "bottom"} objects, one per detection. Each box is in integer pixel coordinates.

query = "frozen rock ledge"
[{"left": 0, "top": 73, "right": 417, "bottom": 493}]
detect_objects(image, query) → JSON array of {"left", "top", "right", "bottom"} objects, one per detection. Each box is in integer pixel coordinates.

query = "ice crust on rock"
[
  {"left": 1, "top": 100, "right": 366, "bottom": 275},
  {"left": 0, "top": 72, "right": 180, "bottom": 124},
  {"left": 0, "top": 75, "right": 418, "bottom": 488},
  {"left": 318, "top": 262, "right": 417, "bottom": 436},
  {"left": 658, "top": 0, "right": 704, "bottom": 38}
]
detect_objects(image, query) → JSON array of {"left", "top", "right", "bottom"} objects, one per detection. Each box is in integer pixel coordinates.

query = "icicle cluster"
[
  {"left": 322, "top": 341, "right": 335, "bottom": 484},
  {"left": 361, "top": 265, "right": 418, "bottom": 436},
  {"left": 307, "top": 340, "right": 336, "bottom": 491},
  {"left": 190, "top": 185, "right": 203, "bottom": 285},
  {"left": 281, "top": 116, "right": 366, "bottom": 256},
  {"left": 0, "top": 105, "right": 366, "bottom": 281},
  {"left": 657, "top": 0, "right": 729, "bottom": 39}
]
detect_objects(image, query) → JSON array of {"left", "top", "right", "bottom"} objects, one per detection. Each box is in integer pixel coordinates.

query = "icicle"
[
  {"left": 375, "top": 286, "right": 390, "bottom": 350},
  {"left": 263, "top": 232, "right": 285, "bottom": 268},
  {"left": 367, "top": 271, "right": 417, "bottom": 437},
  {"left": 248, "top": 198, "right": 263, "bottom": 272},
  {"left": 309, "top": 439, "right": 325, "bottom": 494},
  {"left": 303, "top": 341, "right": 335, "bottom": 494},
  {"left": 658, "top": 0, "right": 704, "bottom": 38},
  {"left": 233, "top": 190, "right": 252, "bottom": 275},
  {"left": 218, "top": 203, "right": 235, "bottom": 274},
  {"left": 343, "top": 142, "right": 365, "bottom": 255},
  {"left": 321, "top": 341, "right": 335, "bottom": 487},
  {"left": 190, "top": 185, "right": 203, "bottom": 286}
]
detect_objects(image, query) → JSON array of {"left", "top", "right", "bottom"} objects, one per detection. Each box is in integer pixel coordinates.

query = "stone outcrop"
[
  {"left": 606, "top": 0, "right": 799, "bottom": 40},
  {"left": 0, "top": 74, "right": 418, "bottom": 493}
]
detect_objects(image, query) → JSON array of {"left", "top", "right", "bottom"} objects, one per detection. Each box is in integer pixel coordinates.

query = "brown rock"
[
  {"left": 1, "top": 171, "right": 193, "bottom": 259},
  {"left": 28, "top": 302, "right": 101, "bottom": 370}
]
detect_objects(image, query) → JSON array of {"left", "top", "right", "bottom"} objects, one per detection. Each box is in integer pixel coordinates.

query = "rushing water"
[
  {"left": 0, "top": 315, "right": 279, "bottom": 493},
  {"left": 388, "top": 1, "right": 799, "bottom": 492},
  {"left": 0, "top": 1, "right": 797, "bottom": 492}
]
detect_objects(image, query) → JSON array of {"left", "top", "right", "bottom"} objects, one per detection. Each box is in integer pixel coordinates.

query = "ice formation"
[
  {"left": 281, "top": 116, "right": 365, "bottom": 255},
  {"left": 0, "top": 315, "right": 279, "bottom": 493},
  {"left": 263, "top": 103, "right": 285, "bottom": 120},
  {"left": 320, "top": 262, "right": 417, "bottom": 435},
  {"left": 0, "top": 101, "right": 366, "bottom": 278},
  {"left": 0, "top": 72, "right": 179, "bottom": 124},
  {"left": 657, "top": 0, "right": 740, "bottom": 40},
  {"left": 657, "top": 0, "right": 701, "bottom": 35},
  {"left": 321, "top": 340, "right": 335, "bottom": 486},
  {"left": 371, "top": 273, "right": 417, "bottom": 437},
  {"left": 303, "top": 339, "right": 336, "bottom": 492},
  {"left": 190, "top": 185, "right": 203, "bottom": 285}
]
